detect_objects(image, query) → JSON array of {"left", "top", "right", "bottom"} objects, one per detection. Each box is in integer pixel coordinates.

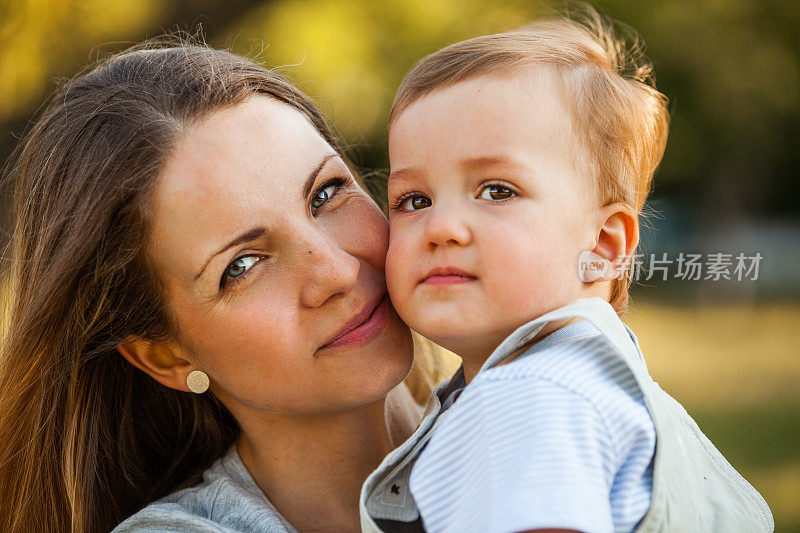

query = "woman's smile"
[{"left": 320, "top": 293, "right": 391, "bottom": 350}]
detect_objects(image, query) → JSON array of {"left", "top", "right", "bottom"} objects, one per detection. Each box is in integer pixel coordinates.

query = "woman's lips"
[
  {"left": 322, "top": 294, "right": 390, "bottom": 349},
  {"left": 421, "top": 267, "right": 477, "bottom": 286}
]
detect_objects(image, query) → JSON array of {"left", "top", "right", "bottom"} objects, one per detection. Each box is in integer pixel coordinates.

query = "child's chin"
[
  {"left": 413, "top": 319, "right": 473, "bottom": 347},
  {"left": 399, "top": 297, "right": 474, "bottom": 334}
]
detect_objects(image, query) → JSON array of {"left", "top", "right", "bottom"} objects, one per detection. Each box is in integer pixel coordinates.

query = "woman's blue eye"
[
  {"left": 398, "top": 195, "right": 432, "bottom": 211},
  {"left": 221, "top": 255, "right": 259, "bottom": 288},
  {"left": 311, "top": 181, "right": 340, "bottom": 210},
  {"left": 478, "top": 185, "right": 515, "bottom": 201}
]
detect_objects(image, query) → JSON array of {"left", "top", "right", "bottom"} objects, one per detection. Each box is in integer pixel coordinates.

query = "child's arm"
[{"left": 409, "top": 364, "right": 655, "bottom": 533}]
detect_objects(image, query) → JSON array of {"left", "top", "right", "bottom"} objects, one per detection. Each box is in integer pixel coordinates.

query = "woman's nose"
[
  {"left": 297, "top": 231, "right": 360, "bottom": 308},
  {"left": 424, "top": 204, "right": 472, "bottom": 250}
]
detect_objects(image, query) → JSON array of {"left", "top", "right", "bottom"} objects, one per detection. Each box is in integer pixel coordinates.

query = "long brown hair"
[{"left": 0, "top": 38, "right": 357, "bottom": 532}]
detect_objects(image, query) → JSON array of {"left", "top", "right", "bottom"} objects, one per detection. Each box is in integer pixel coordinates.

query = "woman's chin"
[
  {"left": 295, "top": 317, "right": 413, "bottom": 411},
  {"left": 353, "top": 322, "right": 415, "bottom": 404}
]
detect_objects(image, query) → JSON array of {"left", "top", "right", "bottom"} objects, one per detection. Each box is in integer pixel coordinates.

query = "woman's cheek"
[
  {"left": 364, "top": 212, "right": 390, "bottom": 268},
  {"left": 332, "top": 194, "right": 389, "bottom": 269}
]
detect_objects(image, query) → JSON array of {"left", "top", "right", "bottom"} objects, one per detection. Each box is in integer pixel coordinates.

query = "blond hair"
[{"left": 390, "top": 6, "right": 669, "bottom": 314}]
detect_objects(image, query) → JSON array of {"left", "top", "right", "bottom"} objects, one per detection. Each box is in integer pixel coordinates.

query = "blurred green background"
[{"left": 1, "top": 0, "right": 798, "bottom": 529}]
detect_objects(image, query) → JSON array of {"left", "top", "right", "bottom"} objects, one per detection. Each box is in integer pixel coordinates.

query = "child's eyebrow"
[
  {"left": 388, "top": 167, "right": 418, "bottom": 183},
  {"left": 388, "top": 155, "right": 531, "bottom": 188},
  {"left": 461, "top": 155, "right": 527, "bottom": 172}
]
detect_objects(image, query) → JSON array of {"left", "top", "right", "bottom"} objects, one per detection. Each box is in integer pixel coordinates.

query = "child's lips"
[{"left": 420, "top": 267, "right": 478, "bottom": 286}]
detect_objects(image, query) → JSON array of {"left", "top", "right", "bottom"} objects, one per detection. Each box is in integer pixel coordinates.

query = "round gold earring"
[{"left": 186, "top": 370, "right": 210, "bottom": 394}]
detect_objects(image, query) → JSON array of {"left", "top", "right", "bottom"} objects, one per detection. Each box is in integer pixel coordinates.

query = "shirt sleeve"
[
  {"left": 409, "top": 375, "right": 626, "bottom": 533},
  {"left": 112, "top": 503, "right": 241, "bottom": 532}
]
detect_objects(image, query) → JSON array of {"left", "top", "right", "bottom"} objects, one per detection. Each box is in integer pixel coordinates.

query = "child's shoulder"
[
  {"left": 475, "top": 319, "right": 643, "bottom": 407},
  {"left": 410, "top": 320, "right": 657, "bottom": 533}
]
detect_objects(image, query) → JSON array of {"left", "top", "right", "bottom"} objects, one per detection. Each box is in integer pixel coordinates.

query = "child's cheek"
[
  {"left": 385, "top": 232, "right": 413, "bottom": 317},
  {"left": 385, "top": 239, "right": 400, "bottom": 291},
  {"left": 480, "top": 223, "right": 568, "bottom": 310}
]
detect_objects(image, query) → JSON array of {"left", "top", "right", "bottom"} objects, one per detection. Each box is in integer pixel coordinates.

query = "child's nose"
[{"left": 424, "top": 205, "right": 472, "bottom": 250}]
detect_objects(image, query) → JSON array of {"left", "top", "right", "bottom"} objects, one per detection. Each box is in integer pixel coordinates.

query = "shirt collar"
[{"left": 480, "top": 298, "right": 616, "bottom": 373}]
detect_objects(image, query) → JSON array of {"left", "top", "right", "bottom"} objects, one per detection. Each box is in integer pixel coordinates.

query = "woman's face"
[{"left": 146, "top": 95, "right": 413, "bottom": 414}]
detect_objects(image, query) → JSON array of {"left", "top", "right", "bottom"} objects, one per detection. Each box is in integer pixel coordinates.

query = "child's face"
[{"left": 386, "top": 68, "right": 601, "bottom": 361}]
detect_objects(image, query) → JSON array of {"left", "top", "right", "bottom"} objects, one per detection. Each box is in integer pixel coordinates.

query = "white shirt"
[
  {"left": 361, "top": 297, "right": 773, "bottom": 533},
  {"left": 410, "top": 320, "right": 655, "bottom": 533}
]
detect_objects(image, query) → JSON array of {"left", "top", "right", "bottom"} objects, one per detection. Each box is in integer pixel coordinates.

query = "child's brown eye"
[
  {"left": 479, "top": 185, "right": 515, "bottom": 201},
  {"left": 398, "top": 195, "right": 432, "bottom": 211}
]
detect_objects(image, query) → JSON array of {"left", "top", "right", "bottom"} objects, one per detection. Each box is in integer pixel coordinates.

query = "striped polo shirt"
[{"left": 409, "top": 318, "right": 656, "bottom": 533}]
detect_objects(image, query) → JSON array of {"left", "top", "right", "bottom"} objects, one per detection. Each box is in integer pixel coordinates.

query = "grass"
[{"left": 625, "top": 299, "right": 800, "bottom": 531}]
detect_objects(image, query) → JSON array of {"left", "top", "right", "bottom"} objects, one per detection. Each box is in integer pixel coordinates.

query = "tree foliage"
[{"left": 2, "top": 0, "right": 798, "bottom": 219}]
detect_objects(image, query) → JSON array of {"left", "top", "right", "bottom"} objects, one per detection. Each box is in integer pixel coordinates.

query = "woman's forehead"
[
  {"left": 146, "top": 95, "right": 336, "bottom": 276},
  {"left": 155, "top": 96, "right": 333, "bottom": 217},
  {"left": 164, "top": 96, "right": 330, "bottom": 192}
]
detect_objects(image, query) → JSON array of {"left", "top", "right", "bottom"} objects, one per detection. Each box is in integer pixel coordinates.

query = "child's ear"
[
  {"left": 117, "top": 336, "right": 196, "bottom": 393},
  {"left": 583, "top": 203, "right": 639, "bottom": 282}
]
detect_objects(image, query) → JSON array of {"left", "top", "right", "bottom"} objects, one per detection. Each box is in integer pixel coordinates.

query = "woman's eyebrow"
[
  {"left": 194, "top": 227, "right": 267, "bottom": 281},
  {"left": 302, "top": 153, "right": 339, "bottom": 199}
]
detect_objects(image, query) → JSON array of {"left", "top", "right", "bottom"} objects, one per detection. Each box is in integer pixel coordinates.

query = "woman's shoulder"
[
  {"left": 113, "top": 445, "right": 297, "bottom": 533},
  {"left": 112, "top": 500, "right": 239, "bottom": 533}
]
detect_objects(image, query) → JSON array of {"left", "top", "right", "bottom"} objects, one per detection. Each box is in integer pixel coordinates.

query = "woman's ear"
[
  {"left": 117, "top": 336, "right": 195, "bottom": 393},
  {"left": 582, "top": 203, "right": 639, "bottom": 282}
]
